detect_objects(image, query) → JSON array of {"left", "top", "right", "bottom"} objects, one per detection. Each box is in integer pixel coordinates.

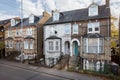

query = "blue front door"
[{"left": 74, "top": 41, "right": 78, "bottom": 56}]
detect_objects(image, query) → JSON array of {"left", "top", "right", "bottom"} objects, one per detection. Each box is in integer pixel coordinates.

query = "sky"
[{"left": 0, "top": 0, "right": 120, "bottom": 26}]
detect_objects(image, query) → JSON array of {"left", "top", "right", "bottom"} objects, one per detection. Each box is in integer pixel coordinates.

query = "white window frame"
[
  {"left": 47, "top": 40, "right": 60, "bottom": 52},
  {"left": 24, "top": 41, "right": 29, "bottom": 49},
  {"left": 11, "top": 19, "right": 15, "bottom": 26},
  {"left": 65, "top": 27, "right": 70, "bottom": 34},
  {"left": 84, "top": 38, "right": 104, "bottom": 53},
  {"left": 53, "top": 12, "right": 59, "bottom": 21},
  {"left": 89, "top": 5, "right": 98, "bottom": 16},
  {"left": 29, "top": 28, "right": 32, "bottom": 35},
  {"left": 29, "top": 15, "right": 34, "bottom": 23},
  {"left": 55, "top": 41, "right": 59, "bottom": 51},
  {"left": 73, "top": 24, "right": 78, "bottom": 34},
  {"left": 26, "top": 28, "right": 32, "bottom": 36},
  {"left": 48, "top": 41, "right": 54, "bottom": 51},
  {"left": 88, "top": 22, "right": 100, "bottom": 33},
  {"left": 8, "top": 30, "right": 12, "bottom": 37},
  {"left": 29, "top": 40, "right": 33, "bottom": 49}
]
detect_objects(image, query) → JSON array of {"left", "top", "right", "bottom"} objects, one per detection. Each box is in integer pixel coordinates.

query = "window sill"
[{"left": 47, "top": 51, "right": 60, "bottom": 53}]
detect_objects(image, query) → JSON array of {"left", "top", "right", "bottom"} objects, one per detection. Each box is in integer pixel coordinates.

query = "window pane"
[
  {"left": 95, "top": 27, "right": 99, "bottom": 31},
  {"left": 49, "top": 41, "right": 54, "bottom": 51},
  {"left": 30, "top": 41, "right": 33, "bottom": 49},
  {"left": 56, "top": 41, "right": 59, "bottom": 51},
  {"left": 99, "top": 39, "right": 104, "bottom": 53},
  {"left": 65, "top": 27, "right": 70, "bottom": 34},
  {"left": 89, "top": 28, "right": 92, "bottom": 32},
  {"left": 73, "top": 24, "right": 78, "bottom": 34},
  {"left": 88, "top": 39, "right": 98, "bottom": 53}
]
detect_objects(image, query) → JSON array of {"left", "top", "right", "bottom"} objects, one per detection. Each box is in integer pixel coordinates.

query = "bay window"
[
  {"left": 24, "top": 40, "right": 34, "bottom": 49},
  {"left": 48, "top": 40, "right": 60, "bottom": 52},
  {"left": 84, "top": 38, "right": 104, "bottom": 53}
]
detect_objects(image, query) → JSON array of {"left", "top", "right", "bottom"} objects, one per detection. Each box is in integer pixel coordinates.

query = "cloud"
[
  {"left": 0, "top": 0, "right": 120, "bottom": 22},
  {"left": 0, "top": 13, "right": 16, "bottom": 20},
  {"left": 17, "top": 0, "right": 44, "bottom": 17}
]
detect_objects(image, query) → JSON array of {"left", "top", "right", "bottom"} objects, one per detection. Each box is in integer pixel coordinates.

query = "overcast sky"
[{"left": 0, "top": 0, "right": 120, "bottom": 26}]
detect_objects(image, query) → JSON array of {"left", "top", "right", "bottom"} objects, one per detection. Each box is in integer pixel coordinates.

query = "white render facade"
[{"left": 44, "top": 23, "right": 72, "bottom": 62}]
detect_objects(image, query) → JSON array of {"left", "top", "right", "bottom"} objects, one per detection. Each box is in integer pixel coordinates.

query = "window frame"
[
  {"left": 29, "top": 15, "right": 34, "bottom": 23},
  {"left": 84, "top": 38, "right": 104, "bottom": 53},
  {"left": 47, "top": 40, "right": 60, "bottom": 52},
  {"left": 89, "top": 5, "right": 98, "bottom": 16},
  {"left": 72, "top": 24, "right": 79, "bottom": 34},
  {"left": 53, "top": 12, "right": 59, "bottom": 21},
  {"left": 88, "top": 22, "right": 100, "bottom": 33}
]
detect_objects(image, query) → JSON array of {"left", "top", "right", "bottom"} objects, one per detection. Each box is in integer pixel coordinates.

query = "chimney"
[
  {"left": 43, "top": 11, "right": 50, "bottom": 17},
  {"left": 106, "top": 0, "right": 110, "bottom": 8}
]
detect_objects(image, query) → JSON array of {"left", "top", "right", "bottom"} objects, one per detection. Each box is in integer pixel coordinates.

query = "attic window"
[
  {"left": 53, "top": 11, "right": 59, "bottom": 21},
  {"left": 11, "top": 19, "right": 15, "bottom": 26},
  {"left": 89, "top": 5, "right": 98, "bottom": 16},
  {"left": 29, "top": 15, "right": 34, "bottom": 23}
]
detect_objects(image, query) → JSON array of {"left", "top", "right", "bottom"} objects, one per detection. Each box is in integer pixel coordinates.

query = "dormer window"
[
  {"left": 89, "top": 4, "right": 98, "bottom": 16},
  {"left": 11, "top": 19, "right": 15, "bottom": 26},
  {"left": 53, "top": 10, "right": 59, "bottom": 21},
  {"left": 29, "top": 15, "right": 34, "bottom": 23}
]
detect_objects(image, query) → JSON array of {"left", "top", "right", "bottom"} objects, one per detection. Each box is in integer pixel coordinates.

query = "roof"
[
  {"left": 0, "top": 19, "right": 11, "bottom": 26},
  {"left": 83, "top": 33, "right": 104, "bottom": 38},
  {"left": 46, "top": 36, "right": 61, "bottom": 40},
  {"left": 45, "top": 5, "right": 110, "bottom": 25},
  {"left": 13, "top": 15, "right": 42, "bottom": 28}
]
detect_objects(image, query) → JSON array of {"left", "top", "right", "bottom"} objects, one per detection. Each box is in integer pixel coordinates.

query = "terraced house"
[
  {"left": 5, "top": 12, "right": 50, "bottom": 60},
  {"left": 43, "top": 0, "right": 111, "bottom": 71}
]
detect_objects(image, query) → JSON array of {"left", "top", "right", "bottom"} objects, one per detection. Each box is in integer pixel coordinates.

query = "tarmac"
[{"left": 0, "top": 59, "right": 104, "bottom": 80}]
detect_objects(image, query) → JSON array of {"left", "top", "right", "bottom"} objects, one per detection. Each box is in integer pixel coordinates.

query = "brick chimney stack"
[{"left": 106, "top": 0, "right": 110, "bottom": 8}]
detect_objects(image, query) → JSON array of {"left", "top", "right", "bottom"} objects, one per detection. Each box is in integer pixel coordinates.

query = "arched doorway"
[
  {"left": 65, "top": 41, "right": 70, "bottom": 55},
  {"left": 73, "top": 41, "right": 79, "bottom": 56}
]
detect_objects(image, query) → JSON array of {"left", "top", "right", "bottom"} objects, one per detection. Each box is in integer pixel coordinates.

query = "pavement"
[{"left": 0, "top": 59, "right": 104, "bottom": 80}]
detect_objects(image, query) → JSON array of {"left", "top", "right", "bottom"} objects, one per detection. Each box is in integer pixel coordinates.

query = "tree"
[
  {"left": 0, "top": 42, "right": 5, "bottom": 50},
  {"left": 111, "top": 16, "right": 118, "bottom": 48}
]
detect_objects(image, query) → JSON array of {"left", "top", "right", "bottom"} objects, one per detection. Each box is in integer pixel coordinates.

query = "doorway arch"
[
  {"left": 64, "top": 41, "right": 70, "bottom": 55},
  {"left": 71, "top": 39, "right": 80, "bottom": 56}
]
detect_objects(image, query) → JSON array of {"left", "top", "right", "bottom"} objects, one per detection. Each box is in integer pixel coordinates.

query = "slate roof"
[
  {"left": 45, "top": 5, "right": 110, "bottom": 25},
  {"left": 0, "top": 19, "right": 11, "bottom": 26},
  {"left": 13, "top": 16, "right": 42, "bottom": 28},
  {"left": 46, "top": 36, "right": 61, "bottom": 40},
  {"left": 83, "top": 33, "right": 104, "bottom": 38}
]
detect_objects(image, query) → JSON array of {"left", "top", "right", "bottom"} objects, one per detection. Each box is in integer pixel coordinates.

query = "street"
[
  {"left": 0, "top": 62, "right": 67, "bottom": 80},
  {"left": 0, "top": 60, "right": 107, "bottom": 80}
]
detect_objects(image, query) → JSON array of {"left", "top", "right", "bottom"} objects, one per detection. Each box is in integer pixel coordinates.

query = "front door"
[
  {"left": 73, "top": 41, "right": 78, "bottom": 56},
  {"left": 65, "top": 41, "right": 70, "bottom": 55}
]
